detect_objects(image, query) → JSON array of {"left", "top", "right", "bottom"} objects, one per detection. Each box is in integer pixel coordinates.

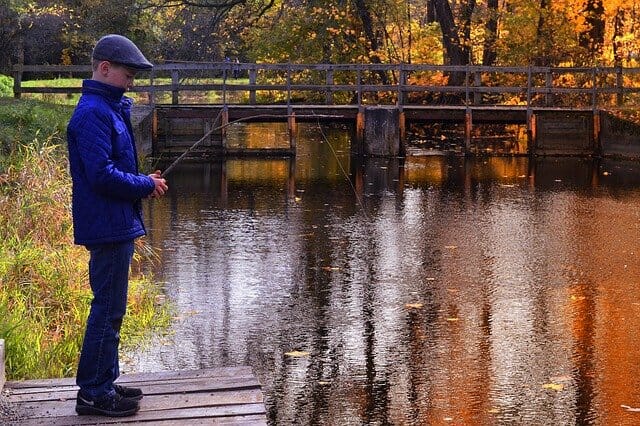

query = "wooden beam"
[{"left": 0, "top": 338, "right": 5, "bottom": 391}]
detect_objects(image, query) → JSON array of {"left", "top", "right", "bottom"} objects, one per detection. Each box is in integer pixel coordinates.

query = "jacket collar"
[{"left": 82, "top": 79, "right": 127, "bottom": 103}]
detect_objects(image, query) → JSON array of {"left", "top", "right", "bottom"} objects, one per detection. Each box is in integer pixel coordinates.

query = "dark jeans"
[{"left": 76, "top": 241, "right": 134, "bottom": 399}]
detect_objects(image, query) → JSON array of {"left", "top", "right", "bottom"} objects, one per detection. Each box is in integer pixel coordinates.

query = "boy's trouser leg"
[{"left": 76, "top": 241, "right": 134, "bottom": 399}]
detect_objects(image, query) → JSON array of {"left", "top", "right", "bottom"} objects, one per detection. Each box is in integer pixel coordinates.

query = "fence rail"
[{"left": 13, "top": 63, "right": 640, "bottom": 110}]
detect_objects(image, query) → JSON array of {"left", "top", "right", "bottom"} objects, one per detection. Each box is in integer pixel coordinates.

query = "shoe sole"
[{"left": 75, "top": 404, "right": 140, "bottom": 417}]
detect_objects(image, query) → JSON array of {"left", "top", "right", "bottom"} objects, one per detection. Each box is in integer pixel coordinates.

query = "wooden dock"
[{"left": 2, "top": 366, "right": 267, "bottom": 425}]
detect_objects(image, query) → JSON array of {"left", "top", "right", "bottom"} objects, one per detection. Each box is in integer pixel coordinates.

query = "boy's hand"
[{"left": 148, "top": 170, "right": 168, "bottom": 198}]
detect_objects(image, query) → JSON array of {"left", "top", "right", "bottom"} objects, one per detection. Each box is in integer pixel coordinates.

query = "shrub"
[{"left": 0, "top": 74, "right": 12, "bottom": 97}]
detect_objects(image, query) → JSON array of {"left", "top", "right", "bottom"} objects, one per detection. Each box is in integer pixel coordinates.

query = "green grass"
[{"left": 0, "top": 99, "right": 171, "bottom": 380}]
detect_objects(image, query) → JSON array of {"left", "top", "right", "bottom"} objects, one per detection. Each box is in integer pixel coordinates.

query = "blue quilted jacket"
[{"left": 67, "top": 80, "right": 155, "bottom": 246}]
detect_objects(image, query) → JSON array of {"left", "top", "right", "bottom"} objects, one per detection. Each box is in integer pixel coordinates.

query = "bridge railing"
[{"left": 12, "top": 63, "right": 640, "bottom": 110}]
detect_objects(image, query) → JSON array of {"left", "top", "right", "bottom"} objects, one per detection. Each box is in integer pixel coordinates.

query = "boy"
[{"left": 66, "top": 34, "right": 168, "bottom": 417}]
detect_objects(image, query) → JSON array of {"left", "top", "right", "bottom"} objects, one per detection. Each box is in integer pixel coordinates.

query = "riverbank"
[{"left": 0, "top": 98, "right": 170, "bottom": 381}]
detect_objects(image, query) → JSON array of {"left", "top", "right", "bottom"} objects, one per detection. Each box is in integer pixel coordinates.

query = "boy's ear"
[{"left": 97, "top": 60, "right": 111, "bottom": 76}]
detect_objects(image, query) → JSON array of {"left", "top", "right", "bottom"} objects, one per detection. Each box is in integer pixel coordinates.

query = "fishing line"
[
  {"left": 160, "top": 109, "right": 223, "bottom": 177},
  {"left": 159, "top": 112, "right": 343, "bottom": 178},
  {"left": 314, "top": 117, "right": 370, "bottom": 221}
]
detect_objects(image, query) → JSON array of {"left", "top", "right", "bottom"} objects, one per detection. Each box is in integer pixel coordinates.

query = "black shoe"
[
  {"left": 113, "top": 383, "right": 144, "bottom": 401},
  {"left": 75, "top": 391, "right": 140, "bottom": 417}
]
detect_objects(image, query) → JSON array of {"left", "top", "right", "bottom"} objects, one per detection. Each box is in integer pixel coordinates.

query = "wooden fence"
[{"left": 12, "top": 62, "right": 640, "bottom": 110}]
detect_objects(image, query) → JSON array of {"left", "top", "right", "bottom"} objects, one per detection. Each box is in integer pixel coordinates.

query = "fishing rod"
[{"left": 159, "top": 112, "right": 345, "bottom": 178}]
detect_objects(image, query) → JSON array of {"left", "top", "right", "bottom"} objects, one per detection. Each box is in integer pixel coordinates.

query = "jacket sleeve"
[{"left": 70, "top": 108, "right": 155, "bottom": 201}]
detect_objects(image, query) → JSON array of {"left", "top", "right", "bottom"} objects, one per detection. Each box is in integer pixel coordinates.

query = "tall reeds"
[{"left": 0, "top": 99, "right": 169, "bottom": 380}]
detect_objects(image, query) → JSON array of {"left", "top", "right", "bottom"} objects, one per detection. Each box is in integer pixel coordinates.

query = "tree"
[
  {"left": 578, "top": 0, "right": 605, "bottom": 58},
  {"left": 0, "top": 1, "right": 21, "bottom": 75},
  {"left": 481, "top": 0, "right": 498, "bottom": 66},
  {"left": 430, "top": 0, "right": 475, "bottom": 86}
]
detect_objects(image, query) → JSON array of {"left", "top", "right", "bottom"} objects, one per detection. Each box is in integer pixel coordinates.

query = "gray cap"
[{"left": 92, "top": 34, "right": 153, "bottom": 70}]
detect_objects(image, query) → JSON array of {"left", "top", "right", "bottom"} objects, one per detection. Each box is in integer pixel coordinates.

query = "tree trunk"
[
  {"left": 612, "top": 7, "right": 625, "bottom": 65},
  {"left": 579, "top": 0, "right": 605, "bottom": 58},
  {"left": 426, "top": 0, "right": 437, "bottom": 24},
  {"left": 534, "top": 0, "right": 550, "bottom": 66},
  {"left": 353, "top": 0, "right": 389, "bottom": 84},
  {"left": 482, "top": 0, "right": 498, "bottom": 66},
  {"left": 432, "top": 0, "right": 474, "bottom": 87}
]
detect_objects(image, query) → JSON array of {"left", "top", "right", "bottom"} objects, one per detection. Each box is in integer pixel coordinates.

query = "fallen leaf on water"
[
  {"left": 318, "top": 381, "right": 331, "bottom": 386},
  {"left": 426, "top": 277, "right": 436, "bottom": 281},
  {"left": 444, "top": 245, "right": 457, "bottom": 250},
  {"left": 543, "top": 383, "right": 564, "bottom": 391},
  {"left": 405, "top": 303, "right": 424, "bottom": 309},
  {"left": 322, "top": 266, "right": 340, "bottom": 271},
  {"left": 285, "top": 350, "right": 310, "bottom": 358},
  {"left": 443, "top": 417, "right": 453, "bottom": 422},
  {"left": 603, "top": 171, "right": 610, "bottom": 176},
  {"left": 554, "top": 179, "right": 562, "bottom": 182},
  {"left": 446, "top": 317, "right": 459, "bottom": 322},
  {"left": 447, "top": 288, "right": 458, "bottom": 293},
  {"left": 488, "top": 408, "right": 500, "bottom": 414},
  {"left": 621, "top": 405, "right": 640, "bottom": 412}
]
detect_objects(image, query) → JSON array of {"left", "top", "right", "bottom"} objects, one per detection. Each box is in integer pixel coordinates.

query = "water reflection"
[{"left": 133, "top": 126, "right": 640, "bottom": 425}]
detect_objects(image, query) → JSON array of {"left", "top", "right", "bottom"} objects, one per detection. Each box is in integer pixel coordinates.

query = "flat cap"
[{"left": 92, "top": 34, "right": 153, "bottom": 70}]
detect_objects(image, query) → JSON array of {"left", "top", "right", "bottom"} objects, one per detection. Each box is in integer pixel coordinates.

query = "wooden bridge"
[{"left": 13, "top": 63, "right": 640, "bottom": 158}]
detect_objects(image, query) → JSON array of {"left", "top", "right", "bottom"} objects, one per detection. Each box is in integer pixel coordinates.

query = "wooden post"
[
  {"left": 171, "top": 70, "right": 179, "bottom": 105},
  {"left": 0, "top": 338, "right": 5, "bottom": 391},
  {"left": 397, "top": 66, "right": 406, "bottom": 108},
  {"left": 249, "top": 68, "right": 257, "bottom": 104},
  {"left": 526, "top": 66, "right": 532, "bottom": 109},
  {"left": 545, "top": 70, "right": 552, "bottom": 107},
  {"left": 591, "top": 68, "right": 598, "bottom": 112},
  {"left": 149, "top": 69, "right": 156, "bottom": 104},
  {"left": 326, "top": 68, "right": 334, "bottom": 105},
  {"left": 13, "top": 66, "right": 22, "bottom": 99},
  {"left": 529, "top": 113, "right": 537, "bottom": 154},
  {"left": 152, "top": 108, "right": 158, "bottom": 155},
  {"left": 465, "top": 66, "right": 470, "bottom": 105},
  {"left": 288, "top": 112, "right": 297, "bottom": 152},
  {"left": 221, "top": 107, "right": 229, "bottom": 149},
  {"left": 353, "top": 109, "right": 365, "bottom": 156},
  {"left": 286, "top": 64, "right": 291, "bottom": 107},
  {"left": 357, "top": 68, "right": 362, "bottom": 108},
  {"left": 593, "top": 110, "right": 601, "bottom": 154},
  {"left": 473, "top": 70, "right": 481, "bottom": 105},
  {"left": 465, "top": 110, "right": 472, "bottom": 153},
  {"left": 616, "top": 65, "right": 623, "bottom": 107},
  {"left": 399, "top": 111, "right": 406, "bottom": 157},
  {"left": 287, "top": 158, "right": 296, "bottom": 200}
]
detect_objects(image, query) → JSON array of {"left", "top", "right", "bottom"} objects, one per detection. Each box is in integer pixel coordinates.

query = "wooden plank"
[
  {"left": 15, "top": 387, "right": 264, "bottom": 419},
  {"left": 8, "top": 376, "right": 260, "bottom": 403},
  {"left": 19, "top": 402, "right": 267, "bottom": 425},
  {"left": 124, "top": 415, "right": 268, "bottom": 425},
  {"left": 7, "top": 366, "right": 255, "bottom": 389}
]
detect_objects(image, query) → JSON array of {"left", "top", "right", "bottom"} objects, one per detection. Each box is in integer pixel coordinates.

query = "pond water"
[{"left": 129, "top": 123, "right": 640, "bottom": 425}]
